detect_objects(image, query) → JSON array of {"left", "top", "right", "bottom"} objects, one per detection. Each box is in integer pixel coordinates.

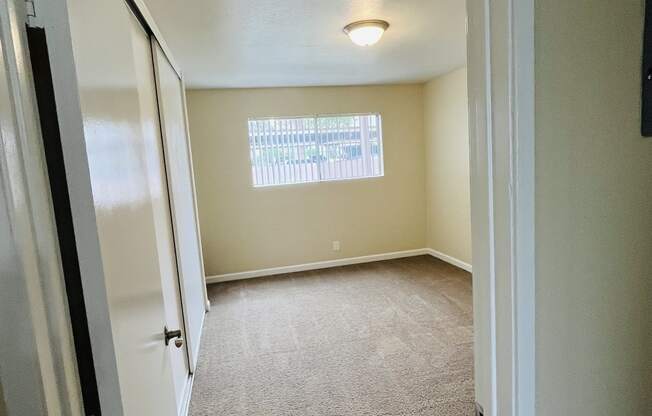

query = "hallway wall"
[{"left": 535, "top": 1, "right": 652, "bottom": 414}]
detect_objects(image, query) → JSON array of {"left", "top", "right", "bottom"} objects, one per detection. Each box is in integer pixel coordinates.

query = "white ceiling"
[{"left": 142, "top": 0, "right": 467, "bottom": 89}]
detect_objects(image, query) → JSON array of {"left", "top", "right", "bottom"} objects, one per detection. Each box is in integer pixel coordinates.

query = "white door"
[
  {"left": 57, "top": 0, "right": 185, "bottom": 413},
  {"left": 130, "top": 9, "right": 191, "bottom": 413},
  {"left": 152, "top": 40, "right": 208, "bottom": 371}
]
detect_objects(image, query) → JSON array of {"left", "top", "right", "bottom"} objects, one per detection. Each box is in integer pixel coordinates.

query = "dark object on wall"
[
  {"left": 475, "top": 402, "right": 485, "bottom": 416},
  {"left": 641, "top": 0, "right": 652, "bottom": 136}
]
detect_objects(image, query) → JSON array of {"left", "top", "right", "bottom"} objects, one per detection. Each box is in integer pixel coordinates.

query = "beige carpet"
[{"left": 189, "top": 255, "right": 475, "bottom": 415}]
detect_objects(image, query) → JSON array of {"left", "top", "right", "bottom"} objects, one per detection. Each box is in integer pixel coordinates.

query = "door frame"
[
  {"left": 26, "top": 0, "right": 126, "bottom": 412},
  {"left": 0, "top": 0, "right": 85, "bottom": 414},
  {"left": 19, "top": 0, "right": 536, "bottom": 413},
  {"left": 467, "top": 0, "right": 536, "bottom": 415}
]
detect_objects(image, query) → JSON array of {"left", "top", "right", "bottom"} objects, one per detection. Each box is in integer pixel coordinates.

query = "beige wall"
[
  {"left": 187, "top": 85, "right": 426, "bottom": 275},
  {"left": 424, "top": 67, "right": 471, "bottom": 265},
  {"left": 535, "top": 1, "right": 652, "bottom": 414}
]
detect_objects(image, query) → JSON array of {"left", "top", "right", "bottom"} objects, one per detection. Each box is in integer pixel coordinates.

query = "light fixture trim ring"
[{"left": 343, "top": 19, "right": 390, "bottom": 35}]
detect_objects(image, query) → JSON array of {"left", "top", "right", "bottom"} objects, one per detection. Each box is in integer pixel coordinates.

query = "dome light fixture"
[{"left": 343, "top": 19, "right": 390, "bottom": 47}]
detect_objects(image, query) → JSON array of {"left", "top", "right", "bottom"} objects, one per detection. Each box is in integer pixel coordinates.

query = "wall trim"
[
  {"left": 206, "top": 248, "right": 472, "bottom": 284},
  {"left": 425, "top": 248, "right": 473, "bottom": 273}
]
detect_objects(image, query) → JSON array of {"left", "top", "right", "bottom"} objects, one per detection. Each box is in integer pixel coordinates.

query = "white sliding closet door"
[
  {"left": 56, "top": 3, "right": 181, "bottom": 414},
  {"left": 131, "top": 10, "right": 191, "bottom": 413},
  {"left": 152, "top": 40, "right": 207, "bottom": 371}
]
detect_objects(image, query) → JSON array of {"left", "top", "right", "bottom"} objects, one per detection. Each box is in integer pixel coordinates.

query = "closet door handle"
[{"left": 164, "top": 326, "right": 183, "bottom": 348}]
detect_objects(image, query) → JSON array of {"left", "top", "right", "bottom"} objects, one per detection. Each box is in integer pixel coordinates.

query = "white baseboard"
[
  {"left": 206, "top": 247, "right": 472, "bottom": 284},
  {"left": 425, "top": 248, "right": 473, "bottom": 273},
  {"left": 206, "top": 248, "right": 430, "bottom": 284}
]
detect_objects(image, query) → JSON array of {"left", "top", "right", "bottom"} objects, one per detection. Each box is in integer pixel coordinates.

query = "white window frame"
[{"left": 247, "top": 112, "right": 384, "bottom": 187}]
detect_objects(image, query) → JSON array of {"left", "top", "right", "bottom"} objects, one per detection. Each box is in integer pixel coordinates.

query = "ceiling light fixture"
[{"left": 343, "top": 19, "right": 389, "bottom": 47}]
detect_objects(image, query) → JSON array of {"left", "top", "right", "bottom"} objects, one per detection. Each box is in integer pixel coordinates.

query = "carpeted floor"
[{"left": 189, "top": 255, "right": 475, "bottom": 416}]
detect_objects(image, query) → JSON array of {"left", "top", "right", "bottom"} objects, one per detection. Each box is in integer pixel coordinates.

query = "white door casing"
[
  {"left": 0, "top": 0, "right": 83, "bottom": 414},
  {"left": 466, "top": 0, "right": 535, "bottom": 415}
]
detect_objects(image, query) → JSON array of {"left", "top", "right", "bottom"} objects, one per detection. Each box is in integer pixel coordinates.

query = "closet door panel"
[
  {"left": 133, "top": 17, "right": 191, "bottom": 413},
  {"left": 153, "top": 40, "right": 206, "bottom": 370},
  {"left": 64, "top": 1, "right": 179, "bottom": 413}
]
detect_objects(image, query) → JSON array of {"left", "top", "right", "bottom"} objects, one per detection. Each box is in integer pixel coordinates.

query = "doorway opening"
[
  {"left": 4, "top": 0, "right": 535, "bottom": 414},
  {"left": 144, "top": 1, "right": 483, "bottom": 415}
]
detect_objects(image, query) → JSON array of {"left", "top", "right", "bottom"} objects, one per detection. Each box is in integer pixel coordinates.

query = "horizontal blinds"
[{"left": 248, "top": 113, "right": 383, "bottom": 187}]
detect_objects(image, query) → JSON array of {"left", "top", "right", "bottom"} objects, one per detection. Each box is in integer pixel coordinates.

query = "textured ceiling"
[{"left": 142, "top": 0, "right": 467, "bottom": 89}]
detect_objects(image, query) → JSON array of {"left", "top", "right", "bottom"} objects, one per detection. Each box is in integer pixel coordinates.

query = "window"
[{"left": 247, "top": 113, "right": 384, "bottom": 187}]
